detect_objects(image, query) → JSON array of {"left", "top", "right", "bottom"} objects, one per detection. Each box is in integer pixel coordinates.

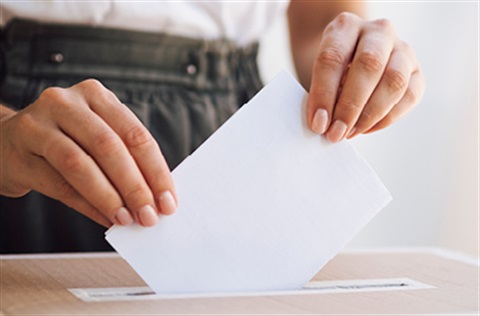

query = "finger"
[
  {"left": 24, "top": 154, "right": 113, "bottom": 227},
  {"left": 326, "top": 19, "right": 396, "bottom": 143},
  {"left": 347, "top": 44, "right": 415, "bottom": 138},
  {"left": 307, "top": 12, "right": 362, "bottom": 135},
  {"left": 74, "top": 80, "right": 178, "bottom": 216},
  {"left": 364, "top": 69, "right": 425, "bottom": 134},
  {"left": 25, "top": 113, "right": 128, "bottom": 226}
]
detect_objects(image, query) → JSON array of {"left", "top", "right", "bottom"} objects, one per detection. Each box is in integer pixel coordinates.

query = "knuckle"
[
  {"left": 359, "top": 109, "right": 376, "bottom": 123},
  {"left": 311, "top": 87, "right": 338, "bottom": 103},
  {"left": 78, "top": 78, "right": 104, "bottom": 91},
  {"left": 40, "top": 86, "right": 65, "bottom": 100},
  {"left": 385, "top": 69, "right": 408, "bottom": 93},
  {"left": 357, "top": 109, "right": 384, "bottom": 131},
  {"left": 59, "top": 149, "right": 85, "bottom": 174},
  {"left": 54, "top": 179, "right": 76, "bottom": 199},
  {"left": 99, "top": 203, "right": 118, "bottom": 220},
  {"left": 93, "top": 132, "right": 123, "bottom": 158},
  {"left": 379, "top": 113, "right": 394, "bottom": 127},
  {"left": 401, "top": 41, "right": 416, "bottom": 60},
  {"left": 39, "top": 87, "right": 69, "bottom": 106},
  {"left": 324, "top": 12, "right": 359, "bottom": 35},
  {"left": 79, "top": 79, "right": 119, "bottom": 105},
  {"left": 98, "top": 89, "right": 119, "bottom": 107},
  {"left": 38, "top": 86, "right": 80, "bottom": 118},
  {"left": 124, "top": 125, "right": 155, "bottom": 149},
  {"left": 373, "top": 18, "right": 394, "bottom": 32},
  {"left": 404, "top": 88, "right": 418, "bottom": 105},
  {"left": 357, "top": 51, "right": 384, "bottom": 74},
  {"left": 317, "top": 47, "right": 346, "bottom": 69},
  {"left": 14, "top": 112, "right": 36, "bottom": 134},
  {"left": 337, "top": 98, "right": 363, "bottom": 112},
  {"left": 124, "top": 182, "right": 150, "bottom": 207},
  {"left": 333, "top": 12, "right": 357, "bottom": 27}
]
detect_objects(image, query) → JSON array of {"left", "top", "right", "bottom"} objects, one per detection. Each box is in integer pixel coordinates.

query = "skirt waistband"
[{"left": 1, "top": 19, "right": 260, "bottom": 89}]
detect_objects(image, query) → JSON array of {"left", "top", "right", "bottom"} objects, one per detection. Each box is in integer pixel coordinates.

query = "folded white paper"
[{"left": 106, "top": 70, "right": 392, "bottom": 295}]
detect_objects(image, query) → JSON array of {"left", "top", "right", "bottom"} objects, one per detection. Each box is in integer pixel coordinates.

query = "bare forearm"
[{"left": 287, "top": 1, "right": 366, "bottom": 89}]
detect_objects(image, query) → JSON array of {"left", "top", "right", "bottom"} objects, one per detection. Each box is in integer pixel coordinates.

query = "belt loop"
[
  {"left": 217, "top": 40, "right": 230, "bottom": 79},
  {"left": 194, "top": 39, "right": 209, "bottom": 89},
  {"left": 5, "top": 19, "right": 36, "bottom": 45}
]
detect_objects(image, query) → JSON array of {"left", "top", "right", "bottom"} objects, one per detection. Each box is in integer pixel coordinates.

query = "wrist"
[{"left": 0, "top": 104, "right": 30, "bottom": 197}]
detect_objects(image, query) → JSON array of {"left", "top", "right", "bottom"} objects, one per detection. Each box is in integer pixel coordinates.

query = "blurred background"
[{"left": 258, "top": 1, "right": 479, "bottom": 257}]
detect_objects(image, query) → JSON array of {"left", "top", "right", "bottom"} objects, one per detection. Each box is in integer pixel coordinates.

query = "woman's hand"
[
  {"left": 306, "top": 12, "right": 425, "bottom": 142},
  {"left": 0, "top": 79, "right": 177, "bottom": 227},
  {"left": 288, "top": 1, "right": 425, "bottom": 142}
]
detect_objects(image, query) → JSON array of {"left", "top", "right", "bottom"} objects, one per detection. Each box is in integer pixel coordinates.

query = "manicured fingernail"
[
  {"left": 347, "top": 127, "right": 357, "bottom": 139},
  {"left": 327, "top": 120, "right": 348, "bottom": 143},
  {"left": 311, "top": 109, "right": 329, "bottom": 134},
  {"left": 114, "top": 207, "right": 134, "bottom": 226},
  {"left": 158, "top": 191, "right": 177, "bottom": 215},
  {"left": 138, "top": 205, "right": 158, "bottom": 227}
]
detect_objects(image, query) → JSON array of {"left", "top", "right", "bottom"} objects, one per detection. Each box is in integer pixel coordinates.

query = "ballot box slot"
[{"left": 69, "top": 277, "right": 434, "bottom": 302}]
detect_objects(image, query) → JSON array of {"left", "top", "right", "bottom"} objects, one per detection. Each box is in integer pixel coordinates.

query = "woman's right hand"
[{"left": 0, "top": 79, "right": 177, "bottom": 227}]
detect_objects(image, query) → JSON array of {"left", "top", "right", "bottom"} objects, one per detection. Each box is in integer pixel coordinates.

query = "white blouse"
[{"left": 0, "top": 1, "right": 289, "bottom": 46}]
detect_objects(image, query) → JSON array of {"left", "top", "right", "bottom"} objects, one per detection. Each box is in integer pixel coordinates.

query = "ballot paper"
[{"left": 105, "top": 70, "right": 392, "bottom": 295}]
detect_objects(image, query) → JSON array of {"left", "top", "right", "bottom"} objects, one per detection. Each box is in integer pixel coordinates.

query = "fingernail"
[
  {"left": 327, "top": 120, "right": 348, "bottom": 143},
  {"left": 138, "top": 205, "right": 158, "bottom": 227},
  {"left": 311, "top": 109, "right": 329, "bottom": 134},
  {"left": 158, "top": 191, "right": 177, "bottom": 215},
  {"left": 346, "top": 127, "right": 357, "bottom": 139},
  {"left": 114, "top": 207, "right": 134, "bottom": 226}
]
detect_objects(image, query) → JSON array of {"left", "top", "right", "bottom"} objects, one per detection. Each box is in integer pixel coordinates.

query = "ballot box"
[{"left": 1, "top": 249, "right": 478, "bottom": 315}]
